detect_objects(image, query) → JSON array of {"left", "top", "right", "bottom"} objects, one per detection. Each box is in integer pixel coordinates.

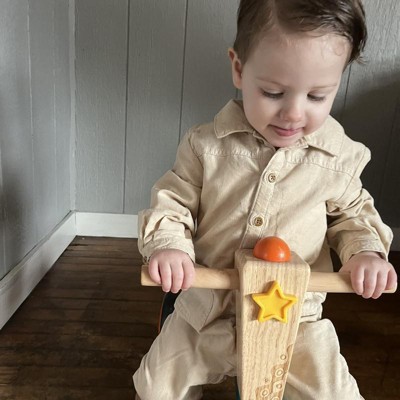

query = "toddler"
[{"left": 134, "top": 0, "right": 397, "bottom": 399}]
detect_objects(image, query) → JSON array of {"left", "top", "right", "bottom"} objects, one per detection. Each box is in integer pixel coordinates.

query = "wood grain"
[{"left": 236, "top": 250, "right": 310, "bottom": 400}]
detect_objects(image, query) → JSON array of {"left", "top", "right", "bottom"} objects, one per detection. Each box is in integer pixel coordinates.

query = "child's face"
[{"left": 229, "top": 30, "right": 349, "bottom": 147}]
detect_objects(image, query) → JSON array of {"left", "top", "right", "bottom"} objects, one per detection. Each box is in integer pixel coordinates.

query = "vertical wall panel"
[
  {"left": 75, "top": 0, "right": 128, "bottom": 212},
  {"left": 124, "top": 0, "right": 187, "bottom": 213},
  {"left": 366, "top": 0, "right": 400, "bottom": 226},
  {"left": 180, "top": 0, "right": 238, "bottom": 137},
  {"left": 0, "top": 148, "right": 5, "bottom": 279},
  {"left": 0, "top": 0, "right": 72, "bottom": 280},
  {"left": 54, "top": 0, "right": 72, "bottom": 222},
  {"left": 29, "top": 0, "right": 58, "bottom": 239},
  {"left": 380, "top": 88, "right": 400, "bottom": 226},
  {"left": 340, "top": 0, "right": 400, "bottom": 211},
  {"left": 0, "top": 1, "right": 36, "bottom": 276},
  {"left": 365, "top": 0, "right": 400, "bottom": 227}
]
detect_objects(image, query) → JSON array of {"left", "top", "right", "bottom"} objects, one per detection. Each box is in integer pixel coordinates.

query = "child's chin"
[{"left": 269, "top": 136, "right": 299, "bottom": 148}]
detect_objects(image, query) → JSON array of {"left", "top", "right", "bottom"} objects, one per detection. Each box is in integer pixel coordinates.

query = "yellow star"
[{"left": 252, "top": 281, "right": 298, "bottom": 323}]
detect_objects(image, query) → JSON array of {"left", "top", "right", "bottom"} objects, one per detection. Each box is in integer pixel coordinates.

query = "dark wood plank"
[{"left": 0, "top": 387, "right": 135, "bottom": 400}]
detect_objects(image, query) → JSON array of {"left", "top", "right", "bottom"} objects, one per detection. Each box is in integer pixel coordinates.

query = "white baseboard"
[
  {"left": 76, "top": 212, "right": 138, "bottom": 238},
  {"left": 0, "top": 211, "right": 137, "bottom": 329},
  {"left": 0, "top": 212, "right": 76, "bottom": 329}
]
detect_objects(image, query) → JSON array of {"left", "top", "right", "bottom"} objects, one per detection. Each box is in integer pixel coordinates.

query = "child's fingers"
[
  {"left": 147, "top": 250, "right": 194, "bottom": 293},
  {"left": 170, "top": 263, "right": 184, "bottom": 294},
  {"left": 350, "top": 267, "right": 365, "bottom": 296},
  {"left": 181, "top": 260, "right": 195, "bottom": 290},
  {"left": 387, "top": 267, "right": 398, "bottom": 290},
  {"left": 371, "top": 271, "right": 387, "bottom": 299},
  {"left": 362, "top": 268, "right": 377, "bottom": 299},
  {"left": 148, "top": 259, "right": 161, "bottom": 285},
  {"left": 159, "top": 262, "right": 172, "bottom": 292}
]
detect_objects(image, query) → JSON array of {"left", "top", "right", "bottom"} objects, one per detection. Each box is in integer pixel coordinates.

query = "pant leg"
[
  {"left": 133, "top": 310, "right": 236, "bottom": 400},
  {"left": 284, "top": 319, "right": 363, "bottom": 400}
]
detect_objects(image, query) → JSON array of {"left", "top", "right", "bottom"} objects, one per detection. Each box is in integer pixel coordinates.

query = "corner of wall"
[
  {"left": 69, "top": 0, "right": 77, "bottom": 211},
  {"left": 0, "top": 212, "right": 76, "bottom": 329}
]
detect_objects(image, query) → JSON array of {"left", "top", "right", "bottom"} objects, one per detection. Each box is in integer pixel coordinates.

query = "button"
[
  {"left": 267, "top": 173, "right": 277, "bottom": 183},
  {"left": 253, "top": 216, "right": 264, "bottom": 227}
]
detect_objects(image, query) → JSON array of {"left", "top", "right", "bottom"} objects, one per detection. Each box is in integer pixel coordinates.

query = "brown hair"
[{"left": 233, "top": 0, "right": 367, "bottom": 64}]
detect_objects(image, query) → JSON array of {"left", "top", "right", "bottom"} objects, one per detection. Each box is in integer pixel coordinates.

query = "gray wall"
[
  {"left": 75, "top": 0, "right": 400, "bottom": 231},
  {"left": 0, "top": 1, "right": 72, "bottom": 279},
  {"left": 0, "top": 0, "right": 398, "bottom": 282},
  {"left": 75, "top": 0, "right": 238, "bottom": 213}
]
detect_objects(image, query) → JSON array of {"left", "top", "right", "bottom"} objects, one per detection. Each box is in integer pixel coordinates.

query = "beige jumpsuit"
[{"left": 133, "top": 100, "right": 392, "bottom": 399}]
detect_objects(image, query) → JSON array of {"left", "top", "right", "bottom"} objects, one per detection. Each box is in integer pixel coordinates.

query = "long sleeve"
[
  {"left": 138, "top": 131, "right": 203, "bottom": 263},
  {"left": 326, "top": 146, "right": 393, "bottom": 263}
]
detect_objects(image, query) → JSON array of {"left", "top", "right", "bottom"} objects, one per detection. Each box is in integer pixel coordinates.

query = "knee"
[
  {"left": 134, "top": 385, "right": 155, "bottom": 400},
  {"left": 133, "top": 372, "right": 167, "bottom": 400}
]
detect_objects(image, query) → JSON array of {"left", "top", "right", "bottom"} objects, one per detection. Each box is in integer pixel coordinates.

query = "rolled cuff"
[
  {"left": 140, "top": 237, "right": 196, "bottom": 264},
  {"left": 339, "top": 239, "right": 389, "bottom": 264}
]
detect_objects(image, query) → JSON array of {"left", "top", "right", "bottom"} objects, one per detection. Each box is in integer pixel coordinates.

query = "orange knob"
[{"left": 253, "top": 236, "right": 291, "bottom": 262}]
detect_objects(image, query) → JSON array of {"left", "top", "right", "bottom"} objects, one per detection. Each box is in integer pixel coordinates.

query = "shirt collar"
[
  {"left": 301, "top": 116, "right": 343, "bottom": 156},
  {"left": 214, "top": 100, "right": 254, "bottom": 138},
  {"left": 214, "top": 99, "right": 343, "bottom": 156}
]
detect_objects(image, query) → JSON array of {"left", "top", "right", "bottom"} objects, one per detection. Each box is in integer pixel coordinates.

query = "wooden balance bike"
[{"left": 141, "top": 237, "right": 396, "bottom": 400}]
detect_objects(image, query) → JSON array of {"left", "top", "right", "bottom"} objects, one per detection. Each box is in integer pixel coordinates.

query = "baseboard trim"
[
  {"left": 75, "top": 212, "right": 138, "bottom": 238},
  {"left": 0, "top": 211, "right": 137, "bottom": 329},
  {"left": 0, "top": 212, "right": 76, "bottom": 329}
]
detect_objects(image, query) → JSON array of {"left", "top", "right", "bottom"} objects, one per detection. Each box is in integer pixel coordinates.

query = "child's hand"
[
  {"left": 148, "top": 249, "right": 195, "bottom": 293},
  {"left": 339, "top": 252, "right": 397, "bottom": 299}
]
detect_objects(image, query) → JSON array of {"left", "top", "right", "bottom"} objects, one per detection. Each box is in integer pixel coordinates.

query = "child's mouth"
[{"left": 271, "top": 125, "right": 303, "bottom": 137}]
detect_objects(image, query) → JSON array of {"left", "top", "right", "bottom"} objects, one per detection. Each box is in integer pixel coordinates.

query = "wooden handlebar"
[{"left": 141, "top": 265, "right": 397, "bottom": 294}]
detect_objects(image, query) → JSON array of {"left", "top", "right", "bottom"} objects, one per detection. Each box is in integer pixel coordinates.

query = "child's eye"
[
  {"left": 308, "top": 94, "right": 326, "bottom": 102},
  {"left": 262, "top": 91, "right": 283, "bottom": 100}
]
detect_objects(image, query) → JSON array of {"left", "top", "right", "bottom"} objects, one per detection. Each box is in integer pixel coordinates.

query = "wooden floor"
[{"left": 0, "top": 237, "right": 398, "bottom": 400}]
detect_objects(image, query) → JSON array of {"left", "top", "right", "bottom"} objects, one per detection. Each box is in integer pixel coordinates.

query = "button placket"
[{"left": 244, "top": 155, "right": 283, "bottom": 241}]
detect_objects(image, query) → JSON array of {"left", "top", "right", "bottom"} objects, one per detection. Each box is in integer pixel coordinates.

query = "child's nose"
[{"left": 280, "top": 100, "right": 303, "bottom": 123}]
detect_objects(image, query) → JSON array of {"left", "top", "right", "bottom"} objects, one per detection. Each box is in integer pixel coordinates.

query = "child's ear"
[{"left": 228, "top": 48, "right": 243, "bottom": 90}]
